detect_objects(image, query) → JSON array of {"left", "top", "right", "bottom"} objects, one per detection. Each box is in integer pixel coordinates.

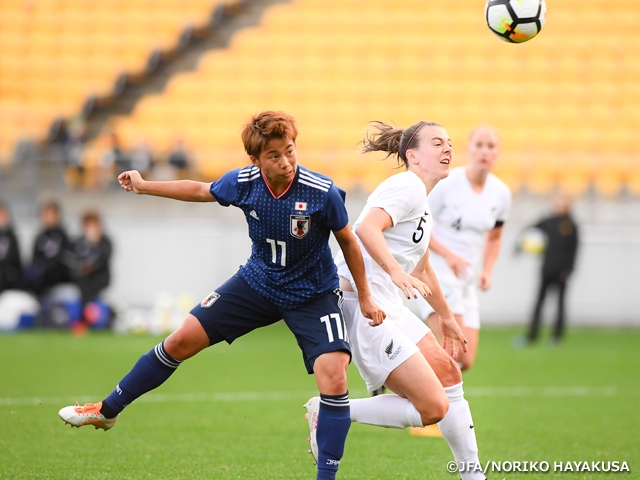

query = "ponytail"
[{"left": 360, "top": 120, "right": 442, "bottom": 168}]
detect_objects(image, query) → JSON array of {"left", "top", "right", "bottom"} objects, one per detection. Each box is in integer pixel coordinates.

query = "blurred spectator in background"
[
  {"left": 520, "top": 190, "right": 579, "bottom": 346},
  {"left": 69, "top": 211, "right": 112, "bottom": 324},
  {"left": 25, "top": 201, "right": 72, "bottom": 296},
  {"left": 129, "top": 139, "right": 154, "bottom": 177},
  {"left": 0, "top": 201, "right": 23, "bottom": 293},
  {"left": 99, "top": 132, "right": 129, "bottom": 189},
  {"left": 167, "top": 137, "right": 192, "bottom": 179},
  {"left": 50, "top": 118, "right": 87, "bottom": 189}
]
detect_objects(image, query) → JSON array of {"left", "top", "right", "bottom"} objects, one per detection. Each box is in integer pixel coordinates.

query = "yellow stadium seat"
[
  {"left": 625, "top": 159, "right": 640, "bottom": 196},
  {"left": 524, "top": 155, "right": 561, "bottom": 195},
  {"left": 557, "top": 153, "right": 594, "bottom": 197},
  {"left": 36, "top": 0, "right": 633, "bottom": 198},
  {"left": 592, "top": 154, "right": 627, "bottom": 197}
]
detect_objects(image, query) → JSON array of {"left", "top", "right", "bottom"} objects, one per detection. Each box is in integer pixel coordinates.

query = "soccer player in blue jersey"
[{"left": 58, "top": 111, "right": 385, "bottom": 480}]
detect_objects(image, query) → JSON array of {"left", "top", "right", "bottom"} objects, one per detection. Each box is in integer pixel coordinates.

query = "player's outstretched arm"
[
  {"left": 333, "top": 225, "right": 386, "bottom": 326},
  {"left": 412, "top": 251, "right": 467, "bottom": 358},
  {"left": 118, "top": 170, "right": 216, "bottom": 203}
]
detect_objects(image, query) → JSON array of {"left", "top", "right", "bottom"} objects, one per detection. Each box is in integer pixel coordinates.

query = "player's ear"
[
  {"left": 249, "top": 155, "right": 260, "bottom": 168},
  {"left": 405, "top": 148, "right": 417, "bottom": 164}
]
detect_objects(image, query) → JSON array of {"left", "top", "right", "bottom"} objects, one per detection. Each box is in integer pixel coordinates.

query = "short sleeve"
[
  {"left": 369, "top": 174, "right": 424, "bottom": 226},
  {"left": 209, "top": 169, "right": 240, "bottom": 206},
  {"left": 324, "top": 185, "right": 349, "bottom": 231},
  {"left": 496, "top": 182, "right": 512, "bottom": 224}
]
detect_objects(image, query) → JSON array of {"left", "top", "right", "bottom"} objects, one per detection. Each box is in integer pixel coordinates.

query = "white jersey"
[
  {"left": 335, "top": 170, "right": 431, "bottom": 315},
  {"left": 429, "top": 166, "right": 511, "bottom": 274}
]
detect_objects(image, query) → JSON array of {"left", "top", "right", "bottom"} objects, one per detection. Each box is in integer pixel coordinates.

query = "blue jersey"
[{"left": 210, "top": 165, "right": 348, "bottom": 309}]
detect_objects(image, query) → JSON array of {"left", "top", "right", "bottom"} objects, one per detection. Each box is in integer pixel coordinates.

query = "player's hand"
[
  {"left": 359, "top": 294, "right": 386, "bottom": 327},
  {"left": 118, "top": 170, "right": 144, "bottom": 193},
  {"left": 439, "top": 313, "right": 468, "bottom": 359},
  {"left": 478, "top": 271, "right": 492, "bottom": 291},
  {"left": 445, "top": 253, "right": 470, "bottom": 279},
  {"left": 390, "top": 271, "right": 432, "bottom": 300}
]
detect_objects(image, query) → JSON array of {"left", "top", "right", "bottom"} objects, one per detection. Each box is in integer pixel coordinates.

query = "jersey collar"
[{"left": 261, "top": 166, "right": 298, "bottom": 199}]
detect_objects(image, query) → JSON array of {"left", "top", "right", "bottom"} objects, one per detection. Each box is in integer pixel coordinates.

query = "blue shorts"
[{"left": 190, "top": 274, "right": 351, "bottom": 374}]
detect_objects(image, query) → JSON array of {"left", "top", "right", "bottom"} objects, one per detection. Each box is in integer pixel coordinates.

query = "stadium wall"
[{"left": 9, "top": 189, "right": 640, "bottom": 328}]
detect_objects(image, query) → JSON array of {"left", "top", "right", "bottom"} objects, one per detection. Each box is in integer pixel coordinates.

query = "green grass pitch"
[{"left": 1, "top": 324, "right": 638, "bottom": 479}]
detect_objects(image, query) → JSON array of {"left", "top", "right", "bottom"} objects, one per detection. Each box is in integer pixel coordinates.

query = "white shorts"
[
  {"left": 342, "top": 291, "right": 430, "bottom": 392},
  {"left": 405, "top": 254, "right": 481, "bottom": 330}
]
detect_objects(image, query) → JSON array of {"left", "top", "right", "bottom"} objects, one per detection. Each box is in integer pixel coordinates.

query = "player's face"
[
  {"left": 251, "top": 137, "right": 298, "bottom": 188},
  {"left": 409, "top": 125, "right": 453, "bottom": 181},
  {"left": 467, "top": 126, "right": 500, "bottom": 173}
]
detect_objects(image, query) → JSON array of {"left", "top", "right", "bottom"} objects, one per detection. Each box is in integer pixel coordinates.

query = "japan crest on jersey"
[
  {"left": 200, "top": 291, "right": 220, "bottom": 308},
  {"left": 290, "top": 215, "right": 310, "bottom": 239}
]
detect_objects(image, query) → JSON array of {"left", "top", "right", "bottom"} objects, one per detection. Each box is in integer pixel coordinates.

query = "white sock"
[
  {"left": 350, "top": 394, "right": 423, "bottom": 429},
  {"left": 438, "top": 382, "right": 484, "bottom": 480}
]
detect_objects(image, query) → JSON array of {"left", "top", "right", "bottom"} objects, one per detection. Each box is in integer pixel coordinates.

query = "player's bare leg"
[
  {"left": 349, "top": 351, "right": 448, "bottom": 431},
  {"left": 419, "top": 332, "right": 485, "bottom": 480}
]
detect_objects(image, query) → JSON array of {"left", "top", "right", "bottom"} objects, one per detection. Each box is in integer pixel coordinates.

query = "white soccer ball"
[
  {"left": 518, "top": 228, "right": 547, "bottom": 256},
  {"left": 485, "top": 0, "right": 546, "bottom": 43}
]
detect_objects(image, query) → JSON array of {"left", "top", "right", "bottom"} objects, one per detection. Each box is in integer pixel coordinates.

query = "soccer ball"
[
  {"left": 517, "top": 228, "right": 546, "bottom": 256},
  {"left": 485, "top": 0, "right": 546, "bottom": 43}
]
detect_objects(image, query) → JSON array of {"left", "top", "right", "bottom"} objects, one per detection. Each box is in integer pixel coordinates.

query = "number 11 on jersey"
[
  {"left": 320, "top": 313, "right": 348, "bottom": 342},
  {"left": 266, "top": 238, "right": 286, "bottom": 266}
]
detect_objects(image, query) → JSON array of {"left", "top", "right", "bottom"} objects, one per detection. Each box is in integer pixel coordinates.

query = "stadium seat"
[
  {"left": 43, "top": 0, "right": 634, "bottom": 194},
  {"left": 593, "top": 154, "right": 629, "bottom": 197}
]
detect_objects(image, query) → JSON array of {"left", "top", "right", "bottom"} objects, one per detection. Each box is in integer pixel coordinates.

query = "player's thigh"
[
  {"left": 190, "top": 274, "right": 281, "bottom": 345},
  {"left": 417, "top": 332, "right": 462, "bottom": 387},
  {"left": 342, "top": 291, "right": 422, "bottom": 393},
  {"left": 384, "top": 351, "right": 448, "bottom": 422},
  {"left": 281, "top": 289, "right": 350, "bottom": 376}
]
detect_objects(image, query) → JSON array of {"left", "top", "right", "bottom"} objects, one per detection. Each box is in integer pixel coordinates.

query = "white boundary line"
[{"left": 0, "top": 386, "right": 620, "bottom": 407}]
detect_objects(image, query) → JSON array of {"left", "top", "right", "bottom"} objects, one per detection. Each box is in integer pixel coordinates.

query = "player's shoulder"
[
  {"left": 371, "top": 171, "right": 425, "bottom": 208},
  {"left": 380, "top": 170, "right": 422, "bottom": 190},
  {"left": 236, "top": 165, "right": 261, "bottom": 183},
  {"left": 297, "top": 165, "right": 335, "bottom": 193},
  {"left": 487, "top": 172, "right": 512, "bottom": 198}
]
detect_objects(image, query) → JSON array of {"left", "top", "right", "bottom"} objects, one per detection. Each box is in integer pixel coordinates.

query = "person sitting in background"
[
  {"left": 25, "top": 201, "right": 72, "bottom": 296},
  {"left": 0, "top": 201, "right": 23, "bottom": 293},
  {"left": 69, "top": 211, "right": 113, "bottom": 324},
  {"left": 167, "top": 137, "right": 193, "bottom": 179},
  {"left": 99, "top": 132, "right": 129, "bottom": 189},
  {"left": 129, "top": 139, "right": 155, "bottom": 177}
]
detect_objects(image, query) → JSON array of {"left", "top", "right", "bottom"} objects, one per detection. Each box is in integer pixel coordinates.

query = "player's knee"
[
  {"left": 164, "top": 330, "right": 207, "bottom": 361},
  {"left": 314, "top": 351, "right": 349, "bottom": 394},
  {"left": 431, "top": 351, "right": 463, "bottom": 387},
  {"left": 458, "top": 357, "right": 474, "bottom": 371},
  {"left": 164, "top": 315, "right": 210, "bottom": 361},
  {"left": 418, "top": 393, "right": 449, "bottom": 426}
]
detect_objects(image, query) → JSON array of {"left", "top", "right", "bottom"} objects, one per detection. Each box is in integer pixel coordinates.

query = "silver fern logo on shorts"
[
  {"left": 385, "top": 340, "right": 394, "bottom": 356},
  {"left": 385, "top": 339, "right": 402, "bottom": 360}
]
